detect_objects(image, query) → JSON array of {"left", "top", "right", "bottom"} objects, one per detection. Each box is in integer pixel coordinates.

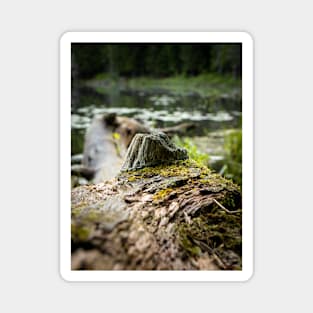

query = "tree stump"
[
  {"left": 71, "top": 132, "right": 242, "bottom": 270},
  {"left": 121, "top": 132, "right": 188, "bottom": 172}
]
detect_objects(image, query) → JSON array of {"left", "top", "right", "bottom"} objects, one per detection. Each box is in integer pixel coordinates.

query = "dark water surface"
[{"left": 71, "top": 84, "right": 242, "bottom": 157}]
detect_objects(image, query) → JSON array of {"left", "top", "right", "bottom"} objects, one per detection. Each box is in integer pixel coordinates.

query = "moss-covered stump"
[{"left": 71, "top": 159, "right": 242, "bottom": 270}]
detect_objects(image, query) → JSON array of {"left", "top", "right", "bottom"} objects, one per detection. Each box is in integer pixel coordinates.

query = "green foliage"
[
  {"left": 88, "top": 73, "right": 241, "bottom": 100},
  {"left": 71, "top": 44, "right": 109, "bottom": 79},
  {"left": 71, "top": 130, "right": 84, "bottom": 155},
  {"left": 72, "top": 44, "right": 242, "bottom": 79},
  {"left": 128, "top": 73, "right": 240, "bottom": 97},
  {"left": 210, "top": 44, "right": 241, "bottom": 78},
  {"left": 173, "top": 136, "right": 209, "bottom": 167},
  {"left": 223, "top": 130, "right": 242, "bottom": 186}
]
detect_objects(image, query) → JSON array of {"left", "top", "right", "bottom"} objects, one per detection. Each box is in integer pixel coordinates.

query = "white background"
[
  {"left": 60, "top": 32, "right": 254, "bottom": 282},
  {"left": 0, "top": 0, "right": 312, "bottom": 312}
]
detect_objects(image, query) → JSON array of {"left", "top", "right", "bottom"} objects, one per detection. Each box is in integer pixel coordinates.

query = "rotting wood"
[{"left": 71, "top": 132, "right": 242, "bottom": 270}]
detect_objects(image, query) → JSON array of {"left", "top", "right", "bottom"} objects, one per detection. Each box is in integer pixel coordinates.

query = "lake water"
[{"left": 71, "top": 83, "right": 242, "bottom": 172}]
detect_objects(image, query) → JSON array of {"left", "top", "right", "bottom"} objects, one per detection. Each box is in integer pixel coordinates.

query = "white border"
[{"left": 60, "top": 32, "right": 254, "bottom": 282}]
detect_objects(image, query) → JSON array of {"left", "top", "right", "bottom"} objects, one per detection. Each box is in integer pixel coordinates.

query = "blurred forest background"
[
  {"left": 71, "top": 43, "right": 242, "bottom": 185},
  {"left": 72, "top": 44, "right": 241, "bottom": 78}
]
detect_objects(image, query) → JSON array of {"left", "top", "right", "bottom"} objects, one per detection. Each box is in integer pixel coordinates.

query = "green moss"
[
  {"left": 71, "top": 223, "right": 90, "bottom": 241},
  {"left": 199, "top": 165, "right": 210, "bottom": 176},
  {"left": 199, "top": 172, "right": 238, "bottom": 191},
  {"left": 72, "top": 207, "right": 83, "bottom": 218},
  {"left": 153, "top": 188, "right": 175, "bottom": 202},
  {"left": 179, "top": 236, "right": 202, "bottom": 257},
  {"left": 139, "top": 161, "right": 190, "bottom": 177},
  {"left": 177, "top": 213, "right": 242, "bottom": 265},
  {"left": 127, "top": 176, "right": 137, "bottom": 182},
  {"left": 220, "top": 194, "right": 241, "bottom": 212},
  {"left": 122, "top": 160, "right": 241, "bottom": 209},
  {"left": 124, "top": 159, "right": 202, "bottom": 181},
  {"left": 84, "top": 210, "right": 102, "bottom": 223}
]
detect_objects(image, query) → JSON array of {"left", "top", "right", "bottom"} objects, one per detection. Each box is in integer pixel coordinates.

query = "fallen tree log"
[{"left": 71, "top": 132, "right": 242, "bottom": 270}]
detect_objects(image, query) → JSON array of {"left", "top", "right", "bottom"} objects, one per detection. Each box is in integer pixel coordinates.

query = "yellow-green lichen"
[
  {"left": 72, "top": 207, "right": 83, "bottom": 218},
  {"left": 123, "top": 159, "right": 203, "bottom": 181},
  {"left": 127, "top": 176, "right": 137, "bottom": 182},
  {"left": 199, "top": 171, "right": 239, "bottom": 192},
  {"left": 153, "top": 188, "right": 175, "bottom": 202}
]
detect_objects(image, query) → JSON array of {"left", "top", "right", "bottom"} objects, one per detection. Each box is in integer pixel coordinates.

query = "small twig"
[
  {"left": 213, "top": 198, "right": 241, "bottom": 214},
  {"left": 211, "top": 252, "right": 227, "bottom": 270},
  {"left": 183, "top": 211, "right": 191, "bottom": 224},
  {"left": 193, "top": 239, "right": 227, "bottom": 270}
]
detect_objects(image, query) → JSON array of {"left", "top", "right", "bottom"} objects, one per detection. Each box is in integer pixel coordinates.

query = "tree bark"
[{"left": 71, "top": 133, "right": 242, "bottom": 270}]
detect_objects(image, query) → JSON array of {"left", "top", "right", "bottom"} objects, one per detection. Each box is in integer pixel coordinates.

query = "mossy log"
[{"left": 71, "top": 133, "right": 242, "bottom": 270}]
